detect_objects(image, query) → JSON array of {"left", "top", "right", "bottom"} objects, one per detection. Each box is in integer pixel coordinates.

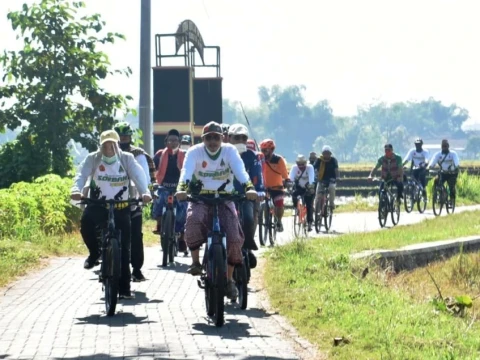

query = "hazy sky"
[{"left": 1, "top": 0, "right": 479, "bottom": 123}]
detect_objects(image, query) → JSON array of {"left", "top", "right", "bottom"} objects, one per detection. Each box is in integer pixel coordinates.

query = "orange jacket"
[{"left": 262, "top": 154, "right": 288, "bottom": 189}]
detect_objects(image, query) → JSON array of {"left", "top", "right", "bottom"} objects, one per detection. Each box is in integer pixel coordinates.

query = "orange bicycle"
[{"left": 293, "top": 191, "right": 308, "bottom": 238}]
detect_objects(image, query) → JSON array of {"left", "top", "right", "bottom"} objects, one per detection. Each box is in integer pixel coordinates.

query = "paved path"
[{"left": 1, "top": 204, "right": 479, "bottom": 360}]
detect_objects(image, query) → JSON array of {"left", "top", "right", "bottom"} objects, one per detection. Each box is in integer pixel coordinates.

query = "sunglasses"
[
  {"left": 231, "top": 135, "right": 248, "bottom": 141},
  {"left": 204, "top": 134, "right": 221, "bottom": 141}
]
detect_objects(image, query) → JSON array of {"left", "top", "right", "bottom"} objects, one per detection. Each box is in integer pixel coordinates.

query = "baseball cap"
[
  {"left": 100, "top": 130, "right": 120, "bottom": 145},
  {"left": 202, "top": 121, "right": 223, "bottom": 137},
  {"left": 181, "top": 135, "right": 192, "bottom": 143},
  {"left": 228, "top": 124, "right": 249, "bottom": 136}
]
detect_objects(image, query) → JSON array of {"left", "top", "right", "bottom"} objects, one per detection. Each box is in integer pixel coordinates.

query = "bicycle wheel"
[
  {"left": 314, "top": 199, "right": 322, "bottom": 233},
  {"left": 404, "top": 184, "right": 414, "bottom": 213},
  {"left": 378, "top": 193, "right": 388, "bottom": 228},
  {"left": 391, "top": 194, "right": 400, "bottom": 226},
  {"left": 168, "top": 236, "right": 176, "bottom": 263},
  {"left": 269, "top": 213, "right": 277, "bottom": 247},
  {"left": 432, "top": 186, "right": 443, "bottom": 216},
  {"left": 446, "top": 187, "right": 455, "bottom": 214},
  {"left": 323, "top": 198, "right": 333, "bottom": 232},
  {"left": 104, "top": 237, "right": 120, "bottom": 317},
  {"left": 161, "top": 210, "right": 173, "bottom": 267},
  {"left": 416, "top": 187, "right": 426, "bottom": 214},
  {"left": 293, "top": 206, "right": 301, "bottom": 238},
  {"left": 234, "top": 263, "right": 248, "bottom": 310},
  {"left": 262, "top": 205, "right": 272, "bottom": 246},
  {"left": 212, "top": 243, "right": 226, "bottom": 327},
  {"left": 258, "top": 203, "right": 265, "bottom": 246}
]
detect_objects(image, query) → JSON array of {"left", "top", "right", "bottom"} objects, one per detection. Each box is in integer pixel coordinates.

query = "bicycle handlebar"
[
  {"left": 186, "top": 193, "right": 247, "bottom": 205},
  {"left": 78, "top": 197, "right": 143, "bottom": 206}
]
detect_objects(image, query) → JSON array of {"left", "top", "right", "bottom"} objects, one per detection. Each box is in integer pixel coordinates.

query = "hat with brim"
[
  {"left": 100, "top": 130, "right": 120, "bottom": 145},
  {"left": 202, "top": 121, "right": 223, "bottom": 137}
]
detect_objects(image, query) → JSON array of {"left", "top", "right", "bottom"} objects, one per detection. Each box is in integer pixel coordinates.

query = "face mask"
[
  {"left": 205, "top": 147, "right": 221, "bottom": 156},
  {"left": 415, "top": 146, "right": 422, "bottom": 152},
  {"left": 180, "top": 144, "right": 190, "bottom": 150},
  {"left": 442, "top": 148, "right": 449, "bottom": 154},
  {"left": 119, "top": 142, "right": 130, "bottom": 151},
  {"left": 234, "top": 143, "right": 247, "bottom": 153},
  {"left": 102, "top": 154, "right": 117, "bottom": 165}
]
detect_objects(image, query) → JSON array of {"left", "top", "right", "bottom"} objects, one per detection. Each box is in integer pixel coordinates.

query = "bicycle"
[
  {"left": 157, "top": 186, "right": 180, "bottom": 267},
  {"left": 293, "top": 188, "right": 308, "bottom": 238},
  {"left": 315, "top": 180, "right": 334, "bottom": 233},
  {"left": 188, "top": 192, "right": 245, "bottom": 327},
  {"left": 80, "top": 197, "right": 142, "bottom": 317},
  {"left": 232, "top": 198, "right": 252, "bottom": 310},
  {"left": 403, "top": 170, "right": 427, "bottom": 214},
  {"left": 430, "top": 169, "right": 456, "bottom": 216},
  {"left": 373, "top": 178, "right": 400, "bottom": 228},
  {"left": 258, "top": 188, "right": 279, "bottom": 247}
]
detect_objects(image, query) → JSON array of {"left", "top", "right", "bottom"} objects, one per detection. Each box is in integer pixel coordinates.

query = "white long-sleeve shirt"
[
  {"left": 403, "top": 148, "right": 430, "bottom": 168},
  {"left": 178, "top": 143, "right": 251, "bottom": 193},
  {"left": 289, "top": 164, "right": 314, "bottom": 188},
  {"left": 427, "top": 151, "right": 460, "bottom": 171}
]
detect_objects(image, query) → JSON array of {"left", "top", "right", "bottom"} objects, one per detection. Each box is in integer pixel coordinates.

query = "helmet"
[
  {"left": 322, "top": 145, "right": 332, "bottom": 153},
  {"left": 414, "top": 137, "right": 423, "bottom": 145},
  {"left": 228, "top": 124, "right": 249, "bottom": 136},
  {"left": 296, "top": 154, "right": 307, "bottom": 164},
  {"left": 114, "top": 121, "right": 133, "bottom": 136},
  {"left": 221, "top": 123, "right": 230, "bottom": 135},
  {"left": 181, "top": 135, "right": 192, "bottom": 143},
  {"left": 259, "top": 139, "right": 276, "bottom": 150}
]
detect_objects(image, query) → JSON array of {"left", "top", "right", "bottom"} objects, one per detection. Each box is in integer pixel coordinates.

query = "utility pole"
[{"left": 139, "top": 0, "right": 152, "bottom": 154}]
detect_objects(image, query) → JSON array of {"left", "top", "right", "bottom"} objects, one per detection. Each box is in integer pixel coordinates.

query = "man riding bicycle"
[
  {"left": 259, "top": 139, "right": 289, "bottom": 232},
  {"left": 289, "top": 154, "right": 315, "bottom": 231},
  {"left": 113, "top": 121, "right": 156, "bottom": 282},
  {"left": 152, "top": 129, "right": 188, "bottom": 254},
  {"left": 175, "top": 121, "right": 258, "bottom": 300},
  {"left": 402, "top": 137, "right": 429, "bottom": 200},
  {"left": 71, "top": 130, "right": 152, "bottom": 299},
  {"left": 427, "top": 139, "right": 460, "bottom": 201},
  {"left": 228, "top": 124, "right": 265, "bottom": 267},
  {"left": 368, "top": 143, "right": 404, "bottom": 201},
  {"left": 314, "top": 145, "right": 340, "bottom": 209}
]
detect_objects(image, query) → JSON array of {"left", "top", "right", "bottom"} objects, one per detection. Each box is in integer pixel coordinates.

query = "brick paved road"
[{"left": 1, "top": 205, "right": 479, "bottom": 360}]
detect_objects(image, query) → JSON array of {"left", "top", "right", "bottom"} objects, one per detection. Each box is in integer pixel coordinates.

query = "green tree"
[{"left": 0, "top": 0, "right": 133, "bottom": 178}]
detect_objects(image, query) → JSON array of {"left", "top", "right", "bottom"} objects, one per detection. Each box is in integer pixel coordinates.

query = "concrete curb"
[{"left": 351, "top": 235, "right": 480, "bottom": 271}]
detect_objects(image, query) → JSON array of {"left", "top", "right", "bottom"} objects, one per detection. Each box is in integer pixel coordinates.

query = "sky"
[{"left": 1, "top": 0, "right": 480, "bottom": 125}]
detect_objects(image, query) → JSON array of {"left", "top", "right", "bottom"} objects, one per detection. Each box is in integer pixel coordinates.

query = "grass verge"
[{"left": 265, "top": 210, "right": 480, "bottom": 359}]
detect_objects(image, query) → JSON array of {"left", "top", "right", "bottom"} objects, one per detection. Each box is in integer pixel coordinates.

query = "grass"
[{"left": 264, "top": 210, "right": 480, "bottom": 359}]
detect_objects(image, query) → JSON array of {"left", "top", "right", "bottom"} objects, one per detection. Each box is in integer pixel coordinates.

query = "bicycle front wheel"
[
  {"left": 161, "top": 210, "right": 174, "bottom": 267},
  {"left": 404, "top": 185, "right": 414, "bottom": 213},
  {"left": 212, "top": 243, "right": 226, "bottom": 327},
  {"left": 293, "top": 207, "right": 301, "bottom": 238},
  {"left": 104, "top": 237, "right": 120, "bottom": 316},
  {"left": 391, "top": 194, "right": 400, "bottom": 226},
  {"left": 417, "top": 187, "right": 426, "bottom": 214},
  {"left": 314, "top": 199, "right": 322, "bottom": 233},
  {"left": 446, "top": 187, "right": 455, "bottom": 214},
  {"left": 323, "top": 198, "right": 333, "bottom": 232},
  {"left": 234, "top": 262, "right": 248, "bottom": 310},
  {"left": 432, "top": 187, "right": 443, "bottom": 216},
  {"left": 258, "top": 203, "right": 265, "bottom": 246},
  {"left": 378, "top": 193, "right": 388, "bottom": 228}
]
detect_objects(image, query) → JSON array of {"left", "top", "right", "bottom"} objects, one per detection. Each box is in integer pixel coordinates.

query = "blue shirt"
[{"left": 234, "top": 149, "right": 265, "bottom": 194}]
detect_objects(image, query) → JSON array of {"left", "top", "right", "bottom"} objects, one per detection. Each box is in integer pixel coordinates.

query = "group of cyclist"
[{"left": 70, "top": 119, "right": 460, "bottom": 300}]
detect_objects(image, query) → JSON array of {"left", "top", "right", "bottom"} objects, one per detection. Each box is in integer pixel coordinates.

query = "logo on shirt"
[
  {"left": 202, "top": 161, "right": 207, "bottom": 168},
  {"left": 119, "top": 165, "right": 125, "bottom": 173},
  {"left": 220, "top": 159, "right": 225, "bottom": 167},
  {"left": 99, "top": 164, "right": 105, "bottom": 172}
]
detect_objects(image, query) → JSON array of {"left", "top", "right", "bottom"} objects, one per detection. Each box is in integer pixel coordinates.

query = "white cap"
[
  {"left": 228, "top": 124, "right": 249, "bottom": 136},
  {"left": 322, "top": 145, "right": 332, "bottom": 153},
  {"left": 296, "top": 154, "right": 307, "bottom": 163}
]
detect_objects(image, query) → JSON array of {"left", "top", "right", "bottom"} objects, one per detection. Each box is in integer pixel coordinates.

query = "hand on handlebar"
[
  {"left": 142, "top": 194, "right": 152, "bottom": 203},
  {"left": 175, "top": 191, "right": 188, "bottom": 201},
  {"left": 71, "top": 192, "right": 82, "bottom": 201},
  {"left": 246, "top": 189, "right": 258, "bottom": 201}
]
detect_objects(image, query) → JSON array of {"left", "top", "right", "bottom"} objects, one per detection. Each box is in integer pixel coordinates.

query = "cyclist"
[
  {"left": 402, "top": 137, "right": 429, "bottom": 200},
  {"left": 71, "top": 130, "right": 152, "bottom": 299},
  {"left": 228, "top": 124, "right": 265, "bottom": 268},
  {"left": 175, "top": 121, "right": 257, "bottom": 300},
  {"left": 309, "top": 152, "right": 318, "bottom": 166},
  {"left": 180, "top": 135, "right": 192, "bottom": 151},
  {"left": 259, "top": 139, "right": 289, "bottom": 232},
  {"left": 152, "top": 129, "right": 188, "bottom": 255},
  {"left": 368, "top": 143, "right": 404, "bottom": 201},
  {"left": 289, "top": 154, "right": 315, "bottom": 231},
  {"left": 314, "top": 145, "right": 340, "bottom": 210},
  {"left": 247, "top": 138, "right": 265, "bottom": 234},
  {"left": 113, "top": 122, "right": 155, "bottom": 282},
  {"left": 427, "top": 139, "right": 460, "bottom": 201}
]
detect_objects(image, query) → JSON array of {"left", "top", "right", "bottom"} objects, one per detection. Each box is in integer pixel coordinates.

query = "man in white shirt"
[
  {"left": 402, "top": 138, "right": 429, "bottom": 198},
  {"left": 289, "top": 154, "right": 315, "bottom": 231},
  {"left": 175, "top": 121, "right": 258, "bottom": 300},
  {"left": 427, "top": 139, "right": 460, "bottom": 200}
]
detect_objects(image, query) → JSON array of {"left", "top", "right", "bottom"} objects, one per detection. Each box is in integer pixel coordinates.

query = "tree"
[{"left": 0, "top": 0, "right": 133, "bottom": 178}]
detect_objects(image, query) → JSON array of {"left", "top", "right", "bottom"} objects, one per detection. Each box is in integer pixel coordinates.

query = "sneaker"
[
  {"left": 119, "top": 291, "right": 135, "bottom": 300},
  {"left": 248, "top": 251, "right": 257, "bottom": 269},
  {"left": 83, "top": 255, "right": 100, "bottom": 270},
  {"left": 184, "top": 251, "right": 189, "bottom": 257},
  {"left": 187, "top": 262, "right": 202, "bottom": 276},
  {"left": 132, "top": 270, "right": 146, "bottom": 282},
  {"left": 276, "top": 222, "right": 284, "bottom": 233},
  {"left": 226, "top": 280, "right": 238, "bottom": 300}
]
